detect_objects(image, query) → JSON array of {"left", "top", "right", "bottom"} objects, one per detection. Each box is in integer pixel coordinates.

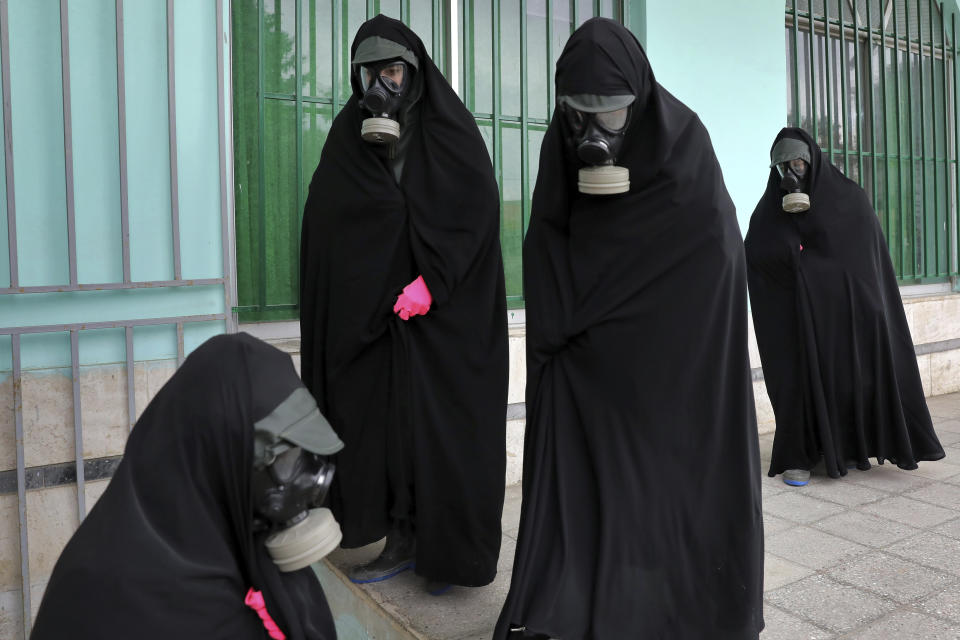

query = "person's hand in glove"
[{"left": 393, "top": 275, "right": 433, "bottom": 320}]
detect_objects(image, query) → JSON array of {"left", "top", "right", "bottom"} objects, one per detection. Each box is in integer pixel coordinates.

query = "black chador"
[
  {"left": 745, "top": 127, "right": 945, "bottom": 483},
  {"left": 494, "top": 18, "right": 764, "bottom": 640},
  {"left": 299, "top": 14, "right": 509, "bottom": 588},
  {"left": 31, "top": 334, "right": 338, "bottom": 640}
]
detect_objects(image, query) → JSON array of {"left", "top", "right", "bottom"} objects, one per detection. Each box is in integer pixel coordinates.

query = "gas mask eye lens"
[
  {"left": 381, "top": 63, "right": 405, "bottom": 90},
  {"left": 270, "top": 446, "right": 303, "bottom": 482},
  {"left": 788, "top": 158, "right": 807, "bottom": 177},
  {"left": 595, "top": 107, "right": 629, "bottom": 132},
  {"left": 565, "top": 107, "right": 586, "bottom": 132}
]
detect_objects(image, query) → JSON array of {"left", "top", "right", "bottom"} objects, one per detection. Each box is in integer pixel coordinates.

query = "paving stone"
[
  {"left": 762, "top": 491, "right": 846, "bottom": 525},
  {"left": 933, "top": 418, "right": 960, "bottom": 433},
  {"left": 793, "top": 479, "right": 889, "bottom": 507},
  {"left": 759, "top": 604, "right": 834, "bottom": 639},
  {"left": 919, "top": 582, "right": 960, "bottom": 624},
  {"left": 932, "top": 517, "right": 960, "bottom": 540},
  {"left": 764, "top": 553, "right": 815, "bottom": 591},
  {"left": 813, "top": 510, "right": 919, "bottom": 548},
  {"left": 761, "top": 474, "right": 788, "bottom": 499},
  {"left": 765, "top": 527, "right": 868, "bottom": 570},
  {"left": 763, "top": 514, "right": 795, "bottom": 536},
  {"left": 846, "top": 610, "right": 960, "bottom": 639},
  {"left": 934, "top": 429, "right": 960, "bottom": 447},
  {"left": 501, "top": 484, "right": 522, "bottom": 530},
  {"left": 904, "top": 482, "right": 960, "bottom": 510},
  {"left": 886, "top": 532, "right": 960, "bottom": 577},
  {"left": 859, "top": 496, "right": 957, "bottom": 528},
  {"left": 827, "top": 551, "right": 955, "bottom": 603},
  {"left": 846, "top": 466, "right": 936, "bottom": 493},
  {"left": 909, "top": 459, "right": 960, "bottom": 481},
  {"left": 765, "top": 574, "right": 895, "bottom": 634}
]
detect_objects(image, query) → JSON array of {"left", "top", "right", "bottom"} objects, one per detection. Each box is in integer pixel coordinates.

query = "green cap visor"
[
  {"left": 557, "top": 93, "right": 635, "bottom": 113},
  {"left": 770, "top": 137, "right": 811, "bottom": 168},
  {"left": 253, "top": 387, "right": 344, "bottom": 468},
  {"left": 352, "top": 36, "right": 419, "bottom": 70}
]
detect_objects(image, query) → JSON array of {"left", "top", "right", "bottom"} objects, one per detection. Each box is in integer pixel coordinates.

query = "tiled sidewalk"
[{"left": 326, "top": 391, "right": 960, "bottom": 639}]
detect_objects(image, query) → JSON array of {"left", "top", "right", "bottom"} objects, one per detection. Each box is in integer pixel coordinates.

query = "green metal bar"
[
  {"left": 520, "top": 0, "right": 529, "bottom": 242},
  {"left": 939, "top": 0, "right": 948, "bottom": 275},
  {"left": 880, "top": 0, "right": 892, "bottom": 245},
  {"left": 400, "top": 0, "right": 409, "bottom": 23},
  {"left": 954, "top": 12, "right": 959, "bottom": 277},
  {"left": 791, "top": 0, "right": 800, "bottom": 126},
  {"left": 893, "top": 0, "right": 906, "bottom": 277},
  {"left": 807, "top": 8, "right": 817, "bottom": 143},
  {"left": 867, "top": 0, "right": 879, "bottom": 216},
  {"left": 464, "top": 0, "right": 474, "bottom": 110},
  {"left": 903, "top": 0, "right": 917, "bottom": 277},
  {"left": 915, "top": 0, "right": 926, "bottom": 277},
  {"left": 434, "top": 0, "right": 443, "bottom": 75},
  {"left": 926, "top": 0, "right": 936, "bottom": 276},
  {"left": 853, "top": 0, "right": 863, "bottom": 183},
  {"left": 837, "top": 0, "right": 850, "bottom": 176},
  {"left": 258, "top": 1, "right": 268, "bottom": 312},
  {"left": 546, "top": 0, "right": 553, "bottom": 118},
  {"left": 572, "top": 0, "right": 579, "bottom": 31},
  {"left": 367, "top": 0, "right": 375, "bottom": 18},
  {"left": 332, "top": 0, "right": 340, "bottom": 113},
  {"left": 824, "top": 0, "right": 834, "bottom": 164},
  {"left": 296, "top": 0, "right": 303, "bottom": 225},
  {"left": 492, "top": 0, "right": 501, "bottom": 285}
]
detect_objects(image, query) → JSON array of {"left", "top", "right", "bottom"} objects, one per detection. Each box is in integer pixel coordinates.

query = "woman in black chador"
[
  {"left": 31, "top": 333, "right": 344, "bottom": 639},
  {"left": 495, "top": 18, "right": 764, "bottom": 640},
  {"left": 745, "top": 127, "right": 945, "bottom": 487},
  {"left": 299, "top": 15, "right": 508, "bottom": 591}
]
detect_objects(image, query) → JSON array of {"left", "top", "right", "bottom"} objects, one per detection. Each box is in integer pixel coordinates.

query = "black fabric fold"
[
  {"left": 495, "top": 18, "right": 764, "bottom": 640},
  {"left": 744, "top": 127, "right": 945, "bottom": 478},
  {"left": 299, "top": 14, "right": 508, "bottom": 586},
  {"left": 31, "top": 333, "right": 336, "bottom": 640}
]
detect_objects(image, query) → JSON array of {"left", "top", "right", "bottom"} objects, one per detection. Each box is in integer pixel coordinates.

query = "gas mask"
[
  {"left": 252, "top": 387, "right": 345, "bottom": 572},
  {"left": 252, "top": 446, "right": 341, "bottom": 572},
  {"left": 770, "top": 138, "right": 812, "bottom": 213},
  {"left": 358, "top": 59, "right": 411, "bottom": 145},
  {"left": 559, "top": 94, "right": 634, "bottom": 195}
]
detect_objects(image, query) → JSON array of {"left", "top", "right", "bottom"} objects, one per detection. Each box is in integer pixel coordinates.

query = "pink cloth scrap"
[{"left": 245, "top": 587, "right": 286, "bottom": 640}]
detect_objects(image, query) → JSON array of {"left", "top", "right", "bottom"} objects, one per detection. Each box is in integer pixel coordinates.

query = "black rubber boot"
[{"left": 348, "top": 526, "right": 415, "bottom": 584}]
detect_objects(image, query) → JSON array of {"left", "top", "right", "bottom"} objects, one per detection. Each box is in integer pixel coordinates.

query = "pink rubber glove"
[
  {"left": 245, "top": 588, "right": 286, "bottom": 640},
  {"left": 393, "top": 275, "right": 432, "bottom": 321}
]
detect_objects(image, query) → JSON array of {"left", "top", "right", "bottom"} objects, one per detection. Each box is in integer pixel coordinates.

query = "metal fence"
[
  {"left": 0, "top": 1, "right": 236, "bottom": 637},
  {"left": 786, "top": 0, "right": 960, "bottom": 282}
]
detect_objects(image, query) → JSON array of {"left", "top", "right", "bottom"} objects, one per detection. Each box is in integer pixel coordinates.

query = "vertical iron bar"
[
  {"left": 954, "top": 13, "right": 959, "bottom": 276},
  {"left": 332, "top": 0, "right": 340, "bottom": 113},
  {"left": 125, "top": 325, "right": 135, "bottom": 431},
  {"left": 70, "top": 329, "right": 86, "bottom": 521},
  {"left": 838, "top": 0, "right": 850, "bottom": 176},
  {"left": 217, "top": 0, "right": 235, "bottom": 330},
  {"left": 177, "top": 322, "right": 185, "bottom": 366},
  {"left": 520, "top": 0, "right": 529, "bottom": 242},
  {"left": 60, "top": 0, "right": 78, "bottom": 286},
  {"left": 258, "top": 3, "right": 267, "bottom": 314},
  {"left": 853, "top": 0, "right": 863, "bottom": 183},
  {"left": 939, "top": 0, "right": 948, "bottom": 275},
  {"left": 546, "top": 0, "right": 553, "bottom": 119},
  {"left": 807, "top": 6, "right": 818, "bottom": 143},
  {"left": 166, "top": 0, "right": 182, "bottom": 281},
  {"left": 464, "top": 0, "right": 474, "bottom": 110},
  {"left": 295, "top": 0, "right": 303, "bottom": 308},
  {"left": 916, "top": 0, "right": 926, "bottom": 277},
  {"left": 572, "top": 0, "right": 579, "bottom": 30},
  {"left": 881, "top": 0, "right": 892, "bottom": 244},
  {"left": 824, "top": 0, "right": 834, "bottom": 164},
  {"left": 116, "top": 0, "right": 131, "bottom": 283},
  {"left": 1, "top": 0, "right": 18, "bottom": 288},
  {"left": 792, "top": 0, "right": 801, "bottom": 127},
  {"left": 867, "top": 0, "right": 879, "bottom": 213},
  {"left": 927, "top": 0, "right": 936, "bottom": 276},
  {"left": 12, "top": 334, "right": 31, "bottom": 639},
  {"left": 893, "top": 0, "right": 906, "bottom": 276},
  {"left": 904, "top": 0, "right": 917, "bottom": 278}
]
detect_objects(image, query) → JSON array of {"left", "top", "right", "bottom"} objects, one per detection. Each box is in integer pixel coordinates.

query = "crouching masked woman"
[
  {"left": 299, "top": 14, "right": 508, "bottom": 591},
  {"left": 494, "top": 18, "right": 764, "bottom": 640},
  {"left": 31, "top": 334, "right": 344, "bottom": 640}
]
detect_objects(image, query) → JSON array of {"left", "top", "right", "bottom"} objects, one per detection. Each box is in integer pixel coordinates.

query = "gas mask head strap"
[
  {"left": 352, "top": 36, "right": 419, "bottom": 73},
  {"left": 769, "top": 137, "right": 811, "bottom": 172}
]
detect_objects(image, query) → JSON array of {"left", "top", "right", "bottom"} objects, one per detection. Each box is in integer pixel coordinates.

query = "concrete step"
[{"left": 317, "top": 484, "right": 523, "bottom": 640}]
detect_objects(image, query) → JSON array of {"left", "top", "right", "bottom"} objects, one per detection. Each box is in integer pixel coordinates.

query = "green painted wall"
[
  {"left": 0, "top": 0, "right": 229, "bottom": 371},
  {"left": 643, "top": 0, "right": 786, "bottom": 231}
]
